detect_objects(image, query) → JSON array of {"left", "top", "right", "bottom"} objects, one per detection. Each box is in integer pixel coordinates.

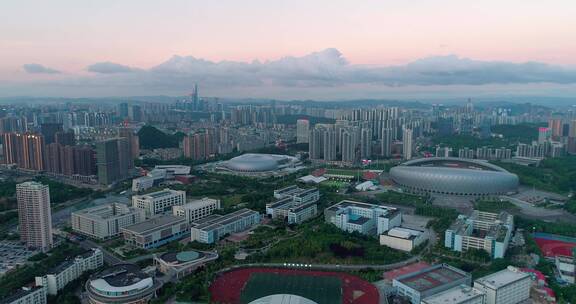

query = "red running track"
[
  {"left": 534, "top": 237, "right": 576, "bottom": 257},
  {"left": 209, "top": 267, "right": 379, "bottom": 304}
]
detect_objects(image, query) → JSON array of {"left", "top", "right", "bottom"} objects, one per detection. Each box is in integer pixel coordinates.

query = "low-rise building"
[
  {"left": 555, "top": 255, "right": 575, "bottom": 284},
  {"left": 445, "top": 210, "right": 514, "bottom": 258},
  {"left": 121, "top": 215, "right": 188, "bottom": 249},
  {"left": 392, "top": 263, "right": 471, "bottom": 304},
  {"left": 266, "top": 187, "right": 319, "bottom": 225},
  {"left": 85, "top": 264, "right": 160, "bottom": 304},
  {"left": 132, "top": 189, "right": 186, "bottom": 218},
  {"left": 273, "top": 186, "right": 320, "bottom": 204},
  {"left": 474, "top": 266, "right": 531, "bottom": 304},
  {"left": 0, "top": 286, "right": 47, "bottom": 304},
  {"left": 71, "top": 203, "right": 146, "bottom": 240},
  {"left": 286, "top": 202, "right": 318, "bottom": 225},
  {"left": 324, "top": 200, "right": 401, "bottom": 236},
  {"left": 35, "top": 249, "right": 103, "bottom": 295},
  {"left": 190, "top": 209, "right": 261, "bottom": 244},
  {"left": 153, "top": 250, "right": 218, "bottom": 279},
  {"left": 421, "top": 285, "right": 485, "bottom": 304},
  {"left": 172, "top": 198, "right": 221, "bottom": 224},
  {"left": 379, "top": 227, "right": 429, "bottom": 252}
]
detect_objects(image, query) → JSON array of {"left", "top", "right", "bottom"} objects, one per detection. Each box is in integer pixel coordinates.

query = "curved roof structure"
[
  {"left": 86, "top": 264, "right": 159, "bottom": 303},
  {"left": 222, "top": 153, "right": 298, "bottom": 173},
  {"left": 248, "top": 294, "right": 318, "bottom": 304},
  {"left": 389, "top": 157, "right": 519, "bottom": 196}
]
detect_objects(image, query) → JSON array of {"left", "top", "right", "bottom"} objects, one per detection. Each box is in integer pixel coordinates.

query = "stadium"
[
  {"left": 209, "top": 267, "right": 379, "bottom": 304},
  {"left": 85, "top": 264, "right": 161, "bottom": 304},
  {"left": 213, "top": 153, "right": 304, "bottom": 177},
  {"left": 389, "top": 157, "right": 519, "bottom": 197}
]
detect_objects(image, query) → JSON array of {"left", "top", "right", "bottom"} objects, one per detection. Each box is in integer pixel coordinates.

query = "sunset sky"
[{"left": 1, "top": 0, "right": 576, "bottom": 99}]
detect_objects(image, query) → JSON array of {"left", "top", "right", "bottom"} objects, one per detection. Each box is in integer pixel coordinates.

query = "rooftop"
[
  {"left": 422, "top": 285, "right": 485, "bottom": 304},
  {"left": 91, "top": 264, "right": 148, "bottom": 287},
  {"left": 395, "top": 264, "right": 469, "bottom": 292},
  {"left": 474, "top": 266, "right": 530, "bottom": 290},
  {"left": 192, "top": 208, "right": 259, "bottom": 231},
  {"left": 122, "top": 215, "right": 186, "bottom": 234}
]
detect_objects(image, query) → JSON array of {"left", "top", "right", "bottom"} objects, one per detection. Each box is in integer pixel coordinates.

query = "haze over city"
[{"left": 2, "top": 0, "right": 576, "bottom": 99}]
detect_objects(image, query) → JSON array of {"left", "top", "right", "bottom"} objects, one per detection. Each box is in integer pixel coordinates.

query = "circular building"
[
  {"left": 389, "top": 157, "right": 519, "bottom": 197},
  {"left": 85, "top": 264, "right": 160, "bottom": 304},
  {"left": 249, "top": 294, "right": 318, "bottom": 304},
  {"left": 154, "top": 250, "right": 218, "bottom": 279},
  {"left": 218, "top": 153, "right": 301, "bottom": 176}
]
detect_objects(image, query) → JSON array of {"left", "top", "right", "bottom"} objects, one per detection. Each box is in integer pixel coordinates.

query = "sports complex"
[
  {"left": 209, "top": 267, "right": 379, "bottom": 304},
  {"left": 533, "top": 232, "right": 576, "bottom": 257},
  {"left": 389, "top": 157, "right": 519, "bottom": 197}
]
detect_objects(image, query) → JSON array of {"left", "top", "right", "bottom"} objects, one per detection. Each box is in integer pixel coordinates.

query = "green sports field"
[{"left": 240, "top": 273, "right": 342, "bottom": 304}]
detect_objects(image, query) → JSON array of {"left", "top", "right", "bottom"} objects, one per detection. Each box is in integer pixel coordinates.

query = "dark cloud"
[
  {"left": 22, "top": 63, "right": 61, "bottom": 74},
  {"left": 87, "top": 62, "right": 136, "bottom": 74}
]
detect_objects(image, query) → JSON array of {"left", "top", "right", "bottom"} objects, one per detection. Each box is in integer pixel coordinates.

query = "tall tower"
[
  {"left": 96, "top": 139, "right": 121, "bottom": 185},
  {"left": 403, "top": 128, "right": 413, "bottom": 160},
  {"left": 17, "top": 181, "right": 53, "bottom": 252},
  {"left": 296, "top": 119, "right": 310, "bottom": 144},
  {"left": 381, "top": 128, "right": 393, "bottom": 157}
]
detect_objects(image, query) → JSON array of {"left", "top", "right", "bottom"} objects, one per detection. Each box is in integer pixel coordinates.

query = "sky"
[{"left": 1, "top": 0, "right": 576, "bottom": 100}]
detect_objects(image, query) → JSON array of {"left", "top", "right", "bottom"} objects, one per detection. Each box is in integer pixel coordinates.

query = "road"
[{"left": 78, "top": 239, "right": 124, "bottom": 265}]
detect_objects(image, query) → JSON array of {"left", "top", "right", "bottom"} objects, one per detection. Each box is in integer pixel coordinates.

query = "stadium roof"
[{"left": 248, "top": 294, "right": 318, "bottom": 304}]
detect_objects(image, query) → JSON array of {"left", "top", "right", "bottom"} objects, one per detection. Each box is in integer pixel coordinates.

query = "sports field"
[{"left": 240, "top": 273, "right": 342, "bottom": 304}]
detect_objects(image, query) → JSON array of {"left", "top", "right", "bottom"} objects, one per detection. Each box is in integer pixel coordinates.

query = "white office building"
[
  {"left": 191, "top": 209, "right": 261, "bottom": 244},
  {"left": 380, "top": 227, "right": 429, "bottom": 252},
  {"left": 1, "top": 286, "right": 47, "bottom": 304},
  {"left": 324, "top": 200, "right": 401, "bottom": 236},
  {"left": 35, "top": 249, "right": 103, "bottom": 295},
  {"left": 132, "top": 189, "right": 186, "bottom": 218},
  {"left": 71, "top": 203, "right": 146, "bottom": 240},
  {"left": 473, "top": 266, "right": 531, "bottom": 304},
  {"left": 172, "top": 197, "right": 221, "bottom": 224},
  {"left": 121, "top": 215, "right": 188, "bottom": 249}
]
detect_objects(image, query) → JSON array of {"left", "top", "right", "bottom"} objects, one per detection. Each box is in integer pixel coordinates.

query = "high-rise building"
[
  {"left": 117, "top": 137, "right": 132, "bottom": 179},
  {"left": 118, "top": 127, "right": 139, "bottom": 159},
  {"left": 17, "top": 182, "right": 53, "bottom": 252},
  {"left": 96, "top": 139, "right": 120, "bottom": 185},
  {"left": 117, "top": 103, "right": 129, "bottom": 118},
  {"left": 182, "top": 132, "right": 214, "bottom": 161},
  {"left": 548, "top": 118, "right": 563, "bottom": 138},
  {"left": 341, "top": 127, "right": 360, "bottom": 164},
  {"left": 308, "top": 127, "right": 324, "bottom": 160},
  {"left": 40, "top": 123, "right": 63, "bottom": 145},
  {"left": 296, "top": 119, "right": 310, "bottom": 144},
  {"left": 568, "top": 120, "right": 576, "bottom": 154},
  {"left": 2, "top": 132, "right": 45, "bottom": 171},
  {"left": 381, "top": 128, "right": 393, "bottom": 157},
  {"left": 403, "top": 128, "right": 413, "bottom": 160},
  {"left": 360, "top": 127, "right": 372, "bottom": 159},
  {"left": 128, "top": 105, "right": 142, "bottom": 122},
  {"left": 54, "top": 130, "right": 75, "bottom": 146},
  {"left": 538, "top": 127, "right": 552, "bottom": 144},
  {"left": 322, "top": 127, "right": 337, "bottom": 161}
]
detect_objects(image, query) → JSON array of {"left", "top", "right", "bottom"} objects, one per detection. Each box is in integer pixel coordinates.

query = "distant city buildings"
[{"left": 17, "top": 182, "right": 53, "bottom": 252}]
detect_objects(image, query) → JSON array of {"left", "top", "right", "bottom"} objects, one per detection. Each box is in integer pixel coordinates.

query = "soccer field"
[{"left": 240, "top": 273, "right": 343, "bottom": 304}]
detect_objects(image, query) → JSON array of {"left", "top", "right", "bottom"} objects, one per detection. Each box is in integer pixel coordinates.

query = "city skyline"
[{"left": 2, "top": 0, "right": 576, "bottom": 99}]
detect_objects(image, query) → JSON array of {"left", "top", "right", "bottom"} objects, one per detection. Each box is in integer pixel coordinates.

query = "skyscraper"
[
  {"left": 360, "top": 127, "right": 372, "bottom": 159},
  {"left": 118, "top": 127, "right": 140, "bottom": 159},
  {"left": 2, "top": 132, "right": 45, "bottom": 171},
  {"left": 381, "top": 128, "right": 393, "bottom": 157},
  {"left": 40, "top": 123, "right": 63, "bottom": 145},
  {"left": 17, "top": 181, "right": 53, "bottom": 252},
  {"left": 538, "top": 127, "right": 552, "bottom": 144},
  {"left": 117, "top": 137, "right": 133, "bottom": 179},
  {"left": 323, "top": 126, "right": 337, "bottom": 161},
  {"left": 308, "top": 127, "right": 324, "bottom": 160},
  {"left": 96, "top": 139, "right": 121, "bottom": 185},
  {"left": 54, "top": 130, "right": 75, "bottom": 146},
  {"left": 403, "top": 128, "right": 413, "bottom": 160},
  {"left": 548, "top": 118, "right": 563, "bottom": 138},
  {"left": 341, "top": 127, "right": 360, "bottom": 164},
  {"left": 296, "top": 119, "right": 310, "bottom": 144}
]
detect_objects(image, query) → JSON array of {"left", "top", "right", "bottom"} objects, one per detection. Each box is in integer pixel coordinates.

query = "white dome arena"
[
  {"left": 389, "top": 157, "right": 519, "bottom": 197},
  {"left": 221, "top": 153, "right": 300, "bottom": 173}
]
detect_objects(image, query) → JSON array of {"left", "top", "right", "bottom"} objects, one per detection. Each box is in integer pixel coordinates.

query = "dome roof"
[
  {"left": 390, "top": 157, "right": 519, "bottom": 196},
  {"left": 248, "top": 294, "right": 318, "bottom": 304},
  {"left": 223, "top": 154, "right": 295, "bottom": 172}
]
